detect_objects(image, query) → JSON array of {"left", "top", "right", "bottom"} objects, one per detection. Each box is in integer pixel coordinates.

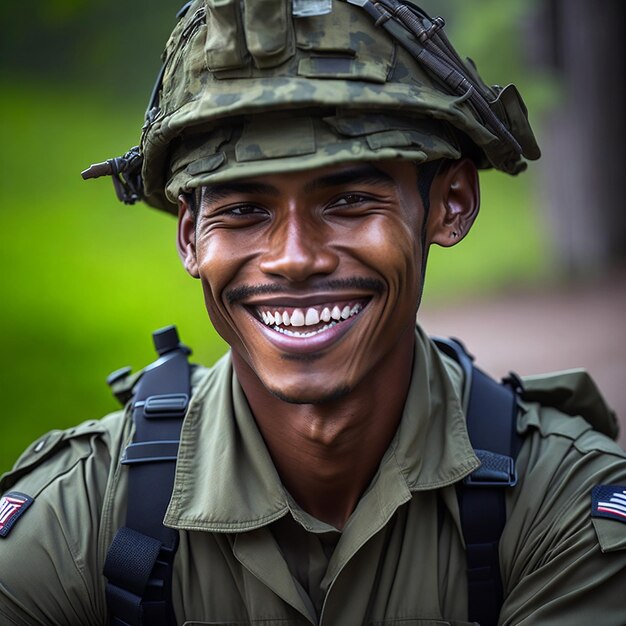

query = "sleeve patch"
[
  {"left": 592, "top": 485, "right": 626, "bottom": 524},
  {"left": 0, "top": 491, "right": 34, "bottom": 537}
]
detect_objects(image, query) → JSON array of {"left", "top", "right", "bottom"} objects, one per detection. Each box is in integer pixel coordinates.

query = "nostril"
[{"left": 259, "top": 240, "right": 339, "bottom": 281}]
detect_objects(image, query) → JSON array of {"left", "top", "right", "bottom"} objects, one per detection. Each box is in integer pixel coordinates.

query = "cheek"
[
  {"left": 344, "top": 216, "right": 423, "bottom": 291},
  {"left": 196, "top": 227, "right": 255, "bottom": 285},
  {"left": 195, "top": 232, "right": 250, "bottom": 326}
]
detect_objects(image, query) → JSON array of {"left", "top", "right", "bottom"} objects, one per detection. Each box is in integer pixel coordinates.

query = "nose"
[{"left": 259, "top": 213, "right": 339, "bottom": 282}]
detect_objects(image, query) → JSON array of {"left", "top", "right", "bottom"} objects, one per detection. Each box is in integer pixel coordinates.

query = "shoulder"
[
  {"left": 0, "top": 357, "right": 216, "bottom": 528},
  {"left": 498, "top": 370, "right": 626, "bottom": 624},
  {"left": 0, "top": 343, "right": 217, "bottom": 625},
  {"left": 513, "top": 368, "right": 626, "bottom": 508},
  {"left": 1, "top": 410, "right": 131, "bottom": 498},
  {"left": 0, "top": 410, "right": 133, "bottom": 543},
  {"left": 510, "top": 368, "right": 626, "bottom": 544},
  {"left": 0, "top": 410, "right": 132, "bottom": 625},
  {"left": 511, "top": 394, "right": 626, "bottom": 545}
]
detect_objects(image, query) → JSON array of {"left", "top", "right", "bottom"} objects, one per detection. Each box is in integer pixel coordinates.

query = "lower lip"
[{"left": 251, "top": 307, "right": 366, "bottom": 355}]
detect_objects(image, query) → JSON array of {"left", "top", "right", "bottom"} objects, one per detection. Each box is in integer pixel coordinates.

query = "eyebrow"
[
  {"left": 302, "top": 164, "right": 396, "bottom": 194},
  {"left": 203, "top": 181, "right": 280, "bottom": 206},
  {"left": 203, "top": 164, "right": 396, "bottom": 206}
]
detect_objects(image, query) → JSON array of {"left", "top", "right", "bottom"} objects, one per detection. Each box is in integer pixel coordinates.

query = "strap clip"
[
  {"left": 121, "top": 440, "right": 180, "bottom": 465},
  {"left": 464, "top": 450, "right": 517, "bottom": 487},
  {"left": 134, "top": 393, "right": 189, "bottom": 419}
]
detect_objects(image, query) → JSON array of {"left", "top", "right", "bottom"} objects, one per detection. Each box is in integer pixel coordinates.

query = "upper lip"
[{"left": 242, "top": 292, "right": 374, "bottom": 308}]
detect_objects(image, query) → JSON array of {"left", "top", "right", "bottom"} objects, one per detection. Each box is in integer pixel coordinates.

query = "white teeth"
[
  {"left": 259, "top": 302, "right": 365, "bottom": 329},
  {"left": 305, "top": 308, "right": 320, "bottom": 326},
  {"left": 290, "top": 308, "right": 305, "bottom": 327},
  {"left": 278, "top": 320, "right": 339, "bottom": 337}
]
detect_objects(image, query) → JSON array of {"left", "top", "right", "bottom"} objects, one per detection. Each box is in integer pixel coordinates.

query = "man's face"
[{"left": 180, "top": 160, "right": 438, "bottom": 404}]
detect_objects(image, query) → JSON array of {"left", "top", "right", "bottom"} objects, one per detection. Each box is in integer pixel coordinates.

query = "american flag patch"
[
  {"left": 592, "top": 485, "right": 626, "bottom": 523},
  {"left": 0, "top": 492, "right": 34, "bottom": 538}
]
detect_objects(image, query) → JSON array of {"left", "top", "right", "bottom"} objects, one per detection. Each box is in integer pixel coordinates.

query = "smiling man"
[
  {"left": 180, "top": 160, "right": 465, "bottom": 405},
  {"left": 1, "top": 1, "right": 626, "bottom": 625},
  {"left": 177, "top": 158, "right": 476, "bottom": 529}
]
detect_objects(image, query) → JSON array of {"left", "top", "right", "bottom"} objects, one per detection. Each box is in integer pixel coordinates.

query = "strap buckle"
[
  {"left": 121, "top": 440, "right": 180, "bottom": 465},
  {"left": 134, "top": 393, "right": 189, "bottom": 419},
  {"left": 464, "top": 450, "right": 517, "bottom": 487}
]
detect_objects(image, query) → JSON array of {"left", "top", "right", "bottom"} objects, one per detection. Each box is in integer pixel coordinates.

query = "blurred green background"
[{"left": 2, "top": 0, "right": 617, "bottom": 467}]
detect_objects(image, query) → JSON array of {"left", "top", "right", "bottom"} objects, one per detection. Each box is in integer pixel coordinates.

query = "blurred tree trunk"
[{"left": 535, "top": 0, "right": 626, "bottom": 276}]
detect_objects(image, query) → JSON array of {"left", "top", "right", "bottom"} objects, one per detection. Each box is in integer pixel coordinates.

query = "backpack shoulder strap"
[
  {"left": 433, "top": 336, "right": 522, "bottom": 626},
  {"left": 104, "top": 326, "right": 189, "bottom": 626}
]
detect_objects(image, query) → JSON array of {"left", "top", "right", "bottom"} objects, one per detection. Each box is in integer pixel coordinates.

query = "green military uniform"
[{"left": 1, "top": 328, "right": 625, "bottom": 625}]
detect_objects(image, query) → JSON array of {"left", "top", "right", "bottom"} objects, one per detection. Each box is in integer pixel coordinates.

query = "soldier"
[{"left": 1, "top": 1, "right": 625, "bottom": 625}]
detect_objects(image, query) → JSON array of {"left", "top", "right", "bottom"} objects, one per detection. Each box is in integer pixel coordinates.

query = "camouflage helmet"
[{"left": 83, "top": 0, "right": 540, "bottom": 214}]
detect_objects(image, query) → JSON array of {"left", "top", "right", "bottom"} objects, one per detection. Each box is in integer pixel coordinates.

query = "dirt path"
[{"left": 419, "top": 272, "right": 626, "bottom": 447}]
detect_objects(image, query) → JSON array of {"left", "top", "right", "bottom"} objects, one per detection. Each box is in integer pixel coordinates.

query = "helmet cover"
[{"left": 84, "top": 0, "right": 540, "bottom": 213}]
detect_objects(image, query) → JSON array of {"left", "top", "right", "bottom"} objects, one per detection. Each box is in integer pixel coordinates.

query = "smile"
[{"left": 257, "top": 302, "right": 364, "bottom": 337}]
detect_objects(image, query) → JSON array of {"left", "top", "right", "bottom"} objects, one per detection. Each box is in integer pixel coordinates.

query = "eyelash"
[
  {"left": 222, "top": 205, "right": 268, "bottom": 217},
  {"left": 327, "top": 193, "right": 372, "bottom": 209}
]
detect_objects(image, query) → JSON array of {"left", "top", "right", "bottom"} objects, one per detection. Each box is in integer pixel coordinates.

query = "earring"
[{"left": 451, "top": 230, "right": 458, "bottom": 238}]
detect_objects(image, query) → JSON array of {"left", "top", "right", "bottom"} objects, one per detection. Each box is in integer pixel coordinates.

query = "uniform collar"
[
  {"left": 164, "top": 326, "right": 479, "bottom": 533},
  {"left": 390, "top": 326, "right": 480, "bottom": 491}
]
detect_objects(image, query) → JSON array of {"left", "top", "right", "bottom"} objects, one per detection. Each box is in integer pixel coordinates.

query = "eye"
[
  {"left": 325, "top": 193, "right": 380, "bottom": 217},
  {"left": 205, "top": 203, "right": 270, "bottom": 229},
  {"left": 224, "top": 204, "right": 268, "bottom": 217},
  {"left": 328, "top": 193, "right": 370, "bottom": 208}
]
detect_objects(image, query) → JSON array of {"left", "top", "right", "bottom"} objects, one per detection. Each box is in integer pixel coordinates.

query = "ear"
[
  {"left": 177, "top": 194, "right": 200, "bottom": 278},
  {"left": 427, "top": 159, "right": 480, "bottom": 248}
]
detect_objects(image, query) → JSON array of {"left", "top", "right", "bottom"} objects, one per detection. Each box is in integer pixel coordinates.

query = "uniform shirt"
[{"left": 1, "top": 329, "right": 625, "bottom": 625}]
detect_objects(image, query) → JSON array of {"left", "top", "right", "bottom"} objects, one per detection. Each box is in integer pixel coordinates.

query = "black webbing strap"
[
  {"left": 104, "top": 326, "right": 190, "bottom": 626},
  {"left": 434, "top": 337, "right": 521, "bottom": 626}
]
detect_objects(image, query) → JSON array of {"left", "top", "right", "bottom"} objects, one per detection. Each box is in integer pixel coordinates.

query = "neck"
[{"left": 232, "top": 326, "right": 415, "bottom": 529}]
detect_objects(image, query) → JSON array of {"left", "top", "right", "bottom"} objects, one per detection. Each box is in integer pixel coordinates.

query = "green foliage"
[
  {"left": 0, "top": 1, "right": 173, "bottom": 100},
  {"left": 0, "top": 83, "right": 227, "bottom": 467},
  {"left": 421, "top": 0, "right": 560, "bottom": 118}
]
